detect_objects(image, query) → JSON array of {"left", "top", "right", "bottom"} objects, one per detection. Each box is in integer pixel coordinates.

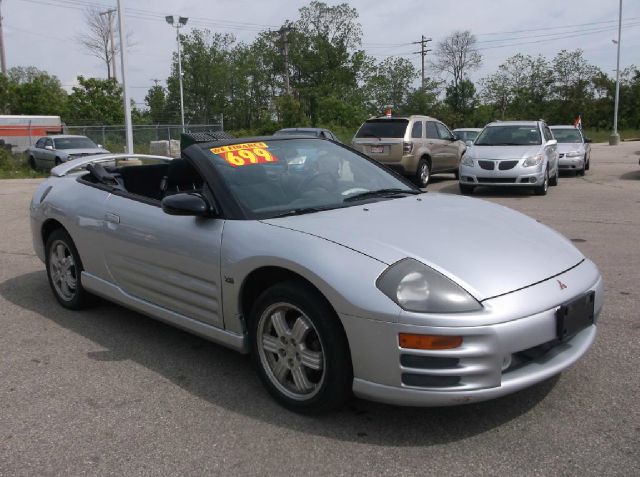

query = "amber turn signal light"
[{"left": 398, "top": 333, "right": 463, "bottom": 350}]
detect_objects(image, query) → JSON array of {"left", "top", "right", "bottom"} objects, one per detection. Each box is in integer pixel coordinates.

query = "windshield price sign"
[{"left": 211, "top": 142, "right": 279, "bottom": 167}]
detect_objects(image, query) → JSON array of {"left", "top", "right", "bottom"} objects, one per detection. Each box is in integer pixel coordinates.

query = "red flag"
[{"left": 574, "top": 115, "right": 582, "bottom": 129}]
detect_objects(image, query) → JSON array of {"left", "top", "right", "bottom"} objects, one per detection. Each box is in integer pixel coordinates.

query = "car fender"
[{"left": 219, "top": 219, "right": 401, "bottom": 335}]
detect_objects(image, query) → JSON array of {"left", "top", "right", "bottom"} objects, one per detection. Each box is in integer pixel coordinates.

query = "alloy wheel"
[
  {"left": 48, "top": 240, "right": 78, "bottom": 301},
  {"left": 257, "top": 302, "right": 326, "bottom": 401}
]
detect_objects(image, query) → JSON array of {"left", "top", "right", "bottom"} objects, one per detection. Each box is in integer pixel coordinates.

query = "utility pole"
[
  {"left": 279, "top": 26, "right": 293, "bottom": 96},
  {"left": 0, "top": 0, "right": 7, "bottom": 75},
  {"left": 117, "top": 0, "right": 133, "bottom": 153},
  {"left": 610, "top": 0, "right": 623, "bottom": 146},
  {"left": 412, "top": 35, "right": 432, "bottom": 91},
  {"left": 100, "top": 8, "right": 117, "bottom": 82}
]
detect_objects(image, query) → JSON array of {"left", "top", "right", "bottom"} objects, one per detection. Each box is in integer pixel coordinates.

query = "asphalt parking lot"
[{"left": 1, "top": 142, "right": 639, "bottom": 476}]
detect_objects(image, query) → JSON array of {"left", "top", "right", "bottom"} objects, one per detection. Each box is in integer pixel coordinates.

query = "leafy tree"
[
  {"left": 5, "top": 66, "right": 67, "bottom": 116},
  {"left": 66, "top": 76, "right": 123, "bottom": 125},
  {"left": 76, "top": 8, "right": 120, "bottom": 80},
  {"left": 144, "top": 85, "right": 168, "bottom": 123},
  {"left": 366, "top": 57, "right": 418, "bottom": 114}
]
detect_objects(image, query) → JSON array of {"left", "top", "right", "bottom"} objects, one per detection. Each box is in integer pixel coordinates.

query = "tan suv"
[{"left": 351, "top": 115, "right": 466, "bottom": 187}]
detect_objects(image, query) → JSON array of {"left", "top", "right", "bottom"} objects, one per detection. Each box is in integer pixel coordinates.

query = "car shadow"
[
  {"left": 0, "top": 271, "right": 559, "bottom": 447},
  {"left": 620, "top": 170, "right": 640, "bottom": 180},
  {"left": 434, "top": 182, "right": 535, "bottom": 198}
]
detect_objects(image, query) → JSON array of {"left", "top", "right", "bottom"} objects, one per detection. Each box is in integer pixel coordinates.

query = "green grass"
[
  {"left": 0, "top": 151, "right": 48, "bottom": 179},
  {"left": 583, "top": 129, "right": 640, "bottom": 143}
]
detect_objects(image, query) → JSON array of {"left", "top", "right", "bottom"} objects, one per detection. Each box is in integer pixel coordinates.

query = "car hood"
[
  {"left": 62, "top": 148, "right": 109, "bottom": 155},
  {"left": 557, "top": 143, "right": 585, "bottom": 153},
  {"left": 263, "top": 194, "right": 583, "bottom": 301},
  {"left": 469, "top": 145, "right": 541, "bottom": 160}
]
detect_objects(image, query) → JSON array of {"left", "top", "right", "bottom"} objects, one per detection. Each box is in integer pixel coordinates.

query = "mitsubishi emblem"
[{"left": 557, "top": 280, "right": 567, "bottom": 290}]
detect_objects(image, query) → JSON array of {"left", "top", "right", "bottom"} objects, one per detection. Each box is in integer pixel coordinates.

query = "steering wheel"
[{"left": 296, "top": 172, "right": 337, "bottom": 194}]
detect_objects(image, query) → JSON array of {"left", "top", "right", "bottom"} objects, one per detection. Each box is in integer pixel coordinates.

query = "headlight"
[
  {"left": 566, "top": 151, "right": 583, "bottom": 157},
  {"left": 523, "top": 154, "right": 543, "bottom": 167},
  {"left": 376, "top": 258, "right": 482, "bottom": 313},
  {"left": 460, "top": 155, "right": 474, "bottom": 167}
]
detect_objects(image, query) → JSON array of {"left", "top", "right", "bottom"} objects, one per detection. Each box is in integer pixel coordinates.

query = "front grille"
[
  {"left": 400, "top": 354, "right": 459, "bottom": 369},
  {"left": 402, "top": 373, "right": 461, "bottom": 388},
  {"left": 498, "top": 160, "right": 518, "bottom": 170},
  {"left": 477, "top": 177, "right": 517, "bottom": 183},
  {"left": 478, "top": 160, "right": 494, "bottom": 170}
]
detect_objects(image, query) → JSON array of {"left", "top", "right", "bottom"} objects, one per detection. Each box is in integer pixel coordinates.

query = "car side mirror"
[
  {"left": 452, "top": 134, "right": 460, "bottom": 141},
  {"left": 546, "top": 139, "right": 557, "bottom": 146},
  {"left": 465, "top": 140, "right": 474, "bottom": 147},
  {"left": 161, "top": 193, "right": 213, "bottom": 217},
  {"left": 45, "top": 145, "right": 54, "bottom": 150},
  {"left": 584, "top": 138, "right": 592, "bottom": 143}
]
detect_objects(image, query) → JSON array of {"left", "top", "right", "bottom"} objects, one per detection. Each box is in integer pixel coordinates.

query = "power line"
[{"left": 411, "top": 36, "right": 432, "bottom": 90}]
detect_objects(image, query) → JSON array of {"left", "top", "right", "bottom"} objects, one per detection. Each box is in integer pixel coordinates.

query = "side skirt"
[{"left": 82, "top": 272, "right": 249, "bottom": 353}]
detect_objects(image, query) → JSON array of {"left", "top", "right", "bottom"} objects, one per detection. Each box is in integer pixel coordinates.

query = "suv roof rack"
[{"left": 180, "top": 131, "right": 235, "bottom": 151}]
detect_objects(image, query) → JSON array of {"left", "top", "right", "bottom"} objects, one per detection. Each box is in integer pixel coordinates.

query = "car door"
[
  {"left": 32, "top": 138, "right": 46, "bottom": 167},
  {"left": 101, "top": 170, "right": 225, "bottom": 328},
  {"left": 425, "top": 121, "right": 446, "bottom": 171},
  {"left": 435, "top": 122, "right": 458, "bottom": 170}
]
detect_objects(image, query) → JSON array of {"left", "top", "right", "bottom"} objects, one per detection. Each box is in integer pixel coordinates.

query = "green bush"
[{"left": 0, "top": 149, "right": 47, "bottom": 179}]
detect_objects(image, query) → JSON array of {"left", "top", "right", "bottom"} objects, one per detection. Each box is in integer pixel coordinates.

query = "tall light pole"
[
  {"left": 166, "top": 15, "right": 188, "bottom": 132},
  {"left": 610, "top": 0, "right": 623, "bottom": 146},
  {"left": 0, "top": 0, "right": 7, "bottom": 75},
  {"left": 117, "top": 0, "right": 133, "bottom": 153}
]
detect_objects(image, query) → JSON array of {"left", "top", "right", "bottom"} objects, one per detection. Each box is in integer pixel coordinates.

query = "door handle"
[{"left": 105, "top": 212, "right": 120, "bottom": 224}]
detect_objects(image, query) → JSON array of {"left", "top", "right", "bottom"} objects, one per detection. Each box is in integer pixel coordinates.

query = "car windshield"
[
  {"left": 551, "top": 128, "right": 583, "bottom": 143},
  {"left": 456, "top": 130, "right": 479, "bottom": 142},
  {"left": 475, "top": 126, "right": 542, "bottom": 146},
  {"left": 54, "top": 137, "right": 98, "bottom": 149},
  {"left": 355, "top": 119, "right": 408, "bottom": 138},
  {"left": 206, "top": 138, "right": 417, "bottom": 219}
]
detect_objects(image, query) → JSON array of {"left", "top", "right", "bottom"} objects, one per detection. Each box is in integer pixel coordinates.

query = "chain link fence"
[{"left": 64, "top": 121, "right": 224, "bottom": 154}]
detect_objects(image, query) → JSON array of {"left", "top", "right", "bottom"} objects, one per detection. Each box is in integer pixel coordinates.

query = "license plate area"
[
  {"left": 556, "top": 291, "right": 595, "bottom": 340},
  {"left": 370, "top": 145, "right": 384, "bottom": 154}
]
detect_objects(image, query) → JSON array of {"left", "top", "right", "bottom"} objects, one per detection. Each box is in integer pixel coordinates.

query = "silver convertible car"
[{"left": 30, "top": 137, "right": 603, "bottom": 413}]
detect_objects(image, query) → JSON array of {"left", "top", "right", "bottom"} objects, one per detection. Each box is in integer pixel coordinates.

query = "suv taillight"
[{"left": 403, "top": 142, "right": 413, "bottom": 155}]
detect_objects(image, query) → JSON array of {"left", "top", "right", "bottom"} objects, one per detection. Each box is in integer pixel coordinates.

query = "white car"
[{"left": 550, "top": 126, "right": 592, "bottom": 175}]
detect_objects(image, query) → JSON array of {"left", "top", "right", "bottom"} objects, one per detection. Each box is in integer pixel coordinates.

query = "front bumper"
[
  {"left": 341, "top": 260, "right": 603, "bottom": 407},
  {"left": 459, "top": 161, "right": 545, "bottom": 187},
  {"left": 559, "top": 155, "right": 585, "bottom": 170}
]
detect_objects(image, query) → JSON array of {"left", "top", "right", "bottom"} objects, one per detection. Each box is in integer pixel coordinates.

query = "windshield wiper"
[
  {"left": 270, "top": 206, "right": 336, "bottom": 218},
  {"left": 343, "top": 188, "right": 421, "bottom": 202}
]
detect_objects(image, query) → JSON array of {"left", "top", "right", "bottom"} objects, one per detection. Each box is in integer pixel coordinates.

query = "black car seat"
[{"left": 161, "top": 159, "right": 203, "bottom": 196}]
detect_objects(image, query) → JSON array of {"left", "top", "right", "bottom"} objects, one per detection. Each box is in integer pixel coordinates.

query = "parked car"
[
  {"left": 274, "top": 127, "right": 340, "bottom": 142},
  {"left": 459, "top": 120, "right": 560, "bottom": 195},
  {"left": 351, "top": 115, "right": 465, "bottom": 188},
  {"left": 453, "top": 128, "right": 483, "bottom": 146},
  {"left": 27, "top": 135, "right": 109, "bottom": 170},
  {"left": 549, "top": 126, "right": 592, "bottom": 175},
  {"left": 31, "top": 137, "right": 602, "bottom": 413}
]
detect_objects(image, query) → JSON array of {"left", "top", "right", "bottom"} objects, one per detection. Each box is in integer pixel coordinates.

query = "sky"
[{"left": 3, "top": 0, "right": 640, "bottom": 112}]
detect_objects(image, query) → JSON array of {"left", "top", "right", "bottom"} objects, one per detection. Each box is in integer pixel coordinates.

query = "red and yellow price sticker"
[{"left": 210, "top": 142, "right": 279, "bottom": 167}]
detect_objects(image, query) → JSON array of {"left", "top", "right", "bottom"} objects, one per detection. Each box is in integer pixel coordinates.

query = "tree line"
[{"left": 1, "top": 1, "right": 639, "bottom": 136}]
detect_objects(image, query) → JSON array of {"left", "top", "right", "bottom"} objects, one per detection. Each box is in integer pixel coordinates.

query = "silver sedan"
[
  {"left": 550, "top": 125, "right": 592, "bottom": 175},
  {"left": 30, "top": 137, "right": 602, "bottom": 413},
  {"left": 459, "top": 121, "right": 560, "bottom": 195}
]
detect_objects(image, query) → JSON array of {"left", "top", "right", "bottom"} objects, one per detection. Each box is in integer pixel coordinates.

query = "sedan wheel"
[
  {"left": 534, "top": 168, "right": 549, "bottom": 196},
  {"left": 250, "top": 281, "right": 352, "bottom": 414},
  {"left": 46, "top": 229, "right": 92, "bottom": 309},
  {"left": 29, "top": 156, "right": 36, "bottom": 170},
  {"left": 579, "top": 156, "right": 587, "bottom": 176}
]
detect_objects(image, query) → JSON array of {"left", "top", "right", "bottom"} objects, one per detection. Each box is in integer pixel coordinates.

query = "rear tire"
[
  {"left": 415, "top": 159, "right": 431, "bottom": 188},
  {"left": 54, "top": 158, "right": 62, "bottom": 166},
  {"left": 249, "top": 280, "right": 352, "bottom": 414},
  {"left": 459, "top": 183, "right": 474, "bottom": 195},
  {"left": 45, "top": 228, "right": 93, "bottom": 310}
]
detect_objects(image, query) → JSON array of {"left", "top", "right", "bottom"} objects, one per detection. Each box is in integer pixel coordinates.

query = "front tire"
[
  {"left": 45, "top": 228, "right": 93, "bottom": 309},
  {"left": 534, "top": 168, "right": 549, "bottom": 196},
  {"left": 550, "top": 165, "right": 559, "bottom": 186},
  {"left": 249, "top": 280, "right": 352, "bottom": 414},
  {"left": 459, "top": 183, "right": 474, "bottom": 195},
  {"left": 29, "top": 156, "right": 36, "bottom": 170}
]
